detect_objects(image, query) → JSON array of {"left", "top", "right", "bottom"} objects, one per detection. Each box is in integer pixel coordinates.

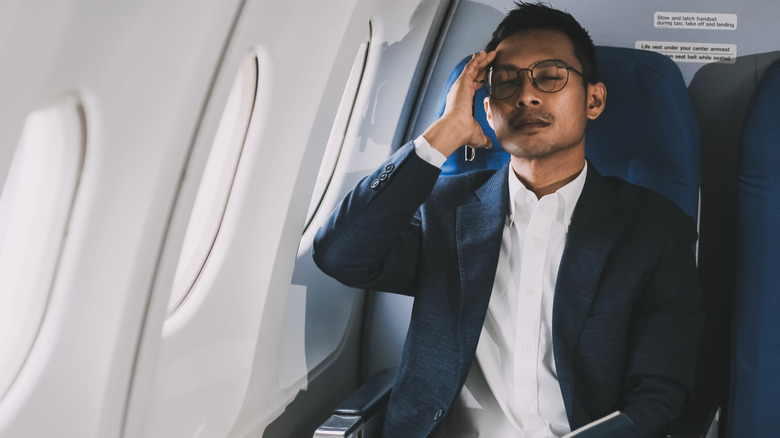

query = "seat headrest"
[{"left": 586, "top": 47, "right": 700, "bottom": 221}]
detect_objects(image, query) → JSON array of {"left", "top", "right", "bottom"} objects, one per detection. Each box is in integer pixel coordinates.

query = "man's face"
[{"left": 485, "top": 29, "right": 604, "bottom": 161}]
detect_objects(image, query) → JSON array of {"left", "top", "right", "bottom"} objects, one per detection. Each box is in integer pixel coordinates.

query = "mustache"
[{"left": 508, "top": 110, "right": 554, "bottom": 127}]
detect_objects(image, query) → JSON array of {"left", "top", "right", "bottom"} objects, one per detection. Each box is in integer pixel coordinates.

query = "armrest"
[{"left": 313, "top": 368, "right": 396, "bottom": 438}]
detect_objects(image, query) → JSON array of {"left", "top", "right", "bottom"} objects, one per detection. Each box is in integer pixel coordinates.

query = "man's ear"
[
  {"left": 586, "top": 82, "right": 607, "bottom": 120},
  {"left": 484, "top": 96, "right": 494, "bottom": 129}
]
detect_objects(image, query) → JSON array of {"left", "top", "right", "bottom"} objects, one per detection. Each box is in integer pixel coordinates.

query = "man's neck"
[{"left": 510, "top": 153, "right": 586, "bottom": 199}]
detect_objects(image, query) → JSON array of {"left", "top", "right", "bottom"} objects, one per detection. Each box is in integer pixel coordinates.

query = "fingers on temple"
[{"left": 464, "top": 51, "right": 494, "bottom": 85}]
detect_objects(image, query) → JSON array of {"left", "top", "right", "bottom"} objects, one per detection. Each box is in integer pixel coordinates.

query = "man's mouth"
[{"left": 509, "top": 113, "right": 553, "bottom": 131}]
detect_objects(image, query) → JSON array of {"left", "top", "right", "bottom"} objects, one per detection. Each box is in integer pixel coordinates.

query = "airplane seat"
[
  {"left": 315, "top": 47, "right": 708, "bottom": 437},
  {"left": 727, "top": 57, "right": 780, "bottom": 437}
]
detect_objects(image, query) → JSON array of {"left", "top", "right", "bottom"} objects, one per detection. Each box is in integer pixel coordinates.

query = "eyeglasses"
[{"left": 485, "top": 59, "right": 587, "bottom": 100}]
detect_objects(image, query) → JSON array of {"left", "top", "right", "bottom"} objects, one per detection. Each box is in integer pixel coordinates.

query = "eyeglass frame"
[{"left": 483, "top": 59, "right": 590, "bottom": 100}]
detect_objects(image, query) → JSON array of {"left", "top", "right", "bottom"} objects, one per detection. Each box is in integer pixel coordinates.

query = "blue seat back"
[
  {"left": 728, "top": 58, "right": 780, "bottom": 436},
  {"left": 433, "top": 46, "right": 701, "bottom": 221}
]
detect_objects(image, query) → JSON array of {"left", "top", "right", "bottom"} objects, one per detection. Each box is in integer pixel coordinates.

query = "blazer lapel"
[
  {"left": 455, "top": 164, "right": 509, "bottom": 377},
  {"left": 553, "top": 167, "right": 626, "bottom": 422}
]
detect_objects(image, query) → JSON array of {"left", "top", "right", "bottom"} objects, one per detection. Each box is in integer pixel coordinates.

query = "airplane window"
[
  {"left": 303, "top": 31, "right": 371, "bottom": 231},
  {"left": 167, "top": 55, "right": 258, "bottom": 315},
  {"left": 0, "top": 98, "right": 85, "bottom": 399}
]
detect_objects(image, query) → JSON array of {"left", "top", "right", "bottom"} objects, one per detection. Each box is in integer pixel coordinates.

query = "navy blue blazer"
[{"left": 313, "top": 142, "right": 702, "bottom": 438}]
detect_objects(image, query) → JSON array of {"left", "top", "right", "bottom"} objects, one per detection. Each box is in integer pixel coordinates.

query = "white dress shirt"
[{"left": 413, "top": 137, "right": 587, "bottom": 437}]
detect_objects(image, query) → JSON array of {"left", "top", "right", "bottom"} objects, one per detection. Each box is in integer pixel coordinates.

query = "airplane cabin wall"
[
  {"left": 0, "top": 0, "right": 246, "bottom": 436},
  {"left": 127, "top": 1, "right": 386, "bottom": 437},
  {"left": 0, "top": 0, "right": 390, "bottom": 436}
]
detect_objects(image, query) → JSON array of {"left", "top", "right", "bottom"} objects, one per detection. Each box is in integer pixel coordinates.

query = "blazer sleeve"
[
  {"left": 312, "top": 142, "right": 442, "bottom": 295},
  {"left": 620, "top": 212, "right": 704, "bottom": 437}
]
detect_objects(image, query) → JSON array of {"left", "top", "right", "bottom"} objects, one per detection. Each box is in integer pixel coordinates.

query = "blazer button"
[
  {"left": 385, "top": 163, "right": 394, "bottom": 172},
  {"left": 370, "top": 179, "right": 380, "bottom": 189},
  {"left": 433, "top": 409, "right": 444, "bottom": 421},
  {"left": 378, "top": 172, "right": 388, "bottom": 181}
]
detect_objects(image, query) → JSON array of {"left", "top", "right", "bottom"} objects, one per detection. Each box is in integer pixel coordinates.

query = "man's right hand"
[{"left": 422, "top": 51, "right": 496, "bottom": 158}]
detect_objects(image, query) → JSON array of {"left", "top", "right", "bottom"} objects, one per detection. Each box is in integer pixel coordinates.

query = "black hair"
[{"left": 484, "top": 2, "right": 596, "bottom": 84}]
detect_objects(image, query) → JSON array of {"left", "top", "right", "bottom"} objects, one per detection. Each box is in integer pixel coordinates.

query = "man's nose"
[{"left": 514, "top": 71, "right": 542, "bottom": 107}]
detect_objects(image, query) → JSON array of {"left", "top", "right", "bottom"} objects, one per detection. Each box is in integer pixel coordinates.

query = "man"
[{"left": 313, "top": 2, "right": 702, "bottom": 437}]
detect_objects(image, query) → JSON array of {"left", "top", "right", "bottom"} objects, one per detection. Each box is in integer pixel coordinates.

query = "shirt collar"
[{"left": 507, "top": 161, "right": 588, "bottom": 232}]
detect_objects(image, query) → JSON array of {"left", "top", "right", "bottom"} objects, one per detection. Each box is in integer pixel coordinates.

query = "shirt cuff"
[{"left": 413, "top": 135, "right": 447, "bottom": 168}]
